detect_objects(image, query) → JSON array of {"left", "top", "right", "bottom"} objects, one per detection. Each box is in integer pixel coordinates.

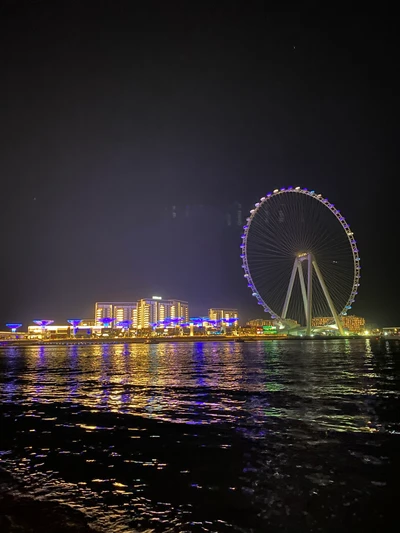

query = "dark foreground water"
[{"left": 0, "top": 339, "right": 399, "bottom": 532}]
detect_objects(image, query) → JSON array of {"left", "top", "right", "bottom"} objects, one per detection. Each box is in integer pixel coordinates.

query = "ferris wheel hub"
[{"left": 297, "top": 252, "right": 310, "bottom": 261}]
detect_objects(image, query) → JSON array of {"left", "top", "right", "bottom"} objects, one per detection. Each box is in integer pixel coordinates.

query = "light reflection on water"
[{"left": 1, "top": 339, "right": 400, "bottom": 532}]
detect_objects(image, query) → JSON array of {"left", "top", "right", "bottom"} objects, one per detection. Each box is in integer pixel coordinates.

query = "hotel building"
[
  {"left": 136, "top": 297, "right": 189, "bottom": 329},
  {"left": 208, "top": 308, "right": 239, "bottom": 324},
  {"left": 95, "top": 302, "right": 138, "bottom": 328}
]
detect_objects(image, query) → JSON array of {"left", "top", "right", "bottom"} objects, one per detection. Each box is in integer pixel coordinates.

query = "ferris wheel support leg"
[
  {"left": 297, "top": 261, "right": 308, "bottom": 325},
  {"left": 312, "top": 258, "right": 345, "bottom": 336},
  {"left": 306, "top": 254, "right": 313, "bottom": 336},
  {"left": 282, "top": 258, "right": 298, "bottom": 319}
]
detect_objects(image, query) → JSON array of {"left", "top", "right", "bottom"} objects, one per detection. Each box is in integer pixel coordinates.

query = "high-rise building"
[
  {"left": 95, "top": 302, "right": 138, "bottom": 328},
  {"left": 209, "top": 308, "right": 238, "bottom": 324},
  {"left": 136, "top": 297, "right": 189, "bottom": 329}
]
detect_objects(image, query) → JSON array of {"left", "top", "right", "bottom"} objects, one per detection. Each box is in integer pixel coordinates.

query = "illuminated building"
[
  {"left": 311, "top": 315, "right": 365, "bottom": 333},
  {"left": 28, "top": 324, "right": 103, "bottom": 338},
  {"left": 246, "top": 319, "right": 274, "bottom": 327},
  {"left": 95, "top": 303, "right": 113, "bottom": 323},
  {"left": 311, "top": 317, "right": 333, "bottom": 327},
  {"left": 32, "top": 319, "right": 54, "bottom": 338},
  {"left": 80, "top": 318, "right": 96, "bottom": 326},
  {"left": 343, "top": 315, "right": 365, "bottom": 333},
  {"left": 95, "top": 302, "right": 138, "bottom": 328},
  {"left": 209, "top": 308, "right": 239, "bottom": 325},
  {"left": 137, "top": 297, "right": 189, "bottom": 329},
  {"left": 28, "top": 324, "right": 69, "bottom": 338}
]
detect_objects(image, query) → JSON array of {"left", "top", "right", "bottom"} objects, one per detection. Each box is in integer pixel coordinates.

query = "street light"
[
  {"left": 32, "top": 320, "right": 54, "bottom": 339},
  {"left": 6, "top": 323, "right": 22, "bottom": 333}
]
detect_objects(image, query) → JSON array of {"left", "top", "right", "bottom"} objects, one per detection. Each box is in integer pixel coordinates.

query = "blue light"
[
  {"left": 33, "top": 320, "right": 54, "bottom": 327},
  {"left": 6, "top": 323, "right": 22, "bottom": 332},
  {"left": 116, "top": 320, "right": 132, "bottom": 328},
  {"left": 67, "top": 319, "right": 81, "bottom": 327},
  {"left": 98, "top": 317, "right": 115, "bottom": 327}
]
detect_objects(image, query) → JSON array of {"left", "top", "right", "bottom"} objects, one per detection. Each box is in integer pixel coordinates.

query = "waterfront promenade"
[{"left": 0, "top": 334, "right": 382, "bottom": 347}]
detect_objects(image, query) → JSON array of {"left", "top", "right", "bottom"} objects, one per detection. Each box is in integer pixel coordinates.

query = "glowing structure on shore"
[
  {"left": 32, "top": 320, "right": 54, "bottom": 338},
  {"left": 116, "top": 320, "right": 132, "bottom": 329},
  {"left": 241, "top": 187, "right": 360, "bottom": 336},
  {"left": 98, "top": 317, "right": 115, "bottom": 328},
  {"left": 67, "top": 319, "right": 82, "bottom": 336},
  {"left": 6, "top": 323, "right": 22, "bottom": 333}
]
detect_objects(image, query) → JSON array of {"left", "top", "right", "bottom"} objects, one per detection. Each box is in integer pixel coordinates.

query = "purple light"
[
  {"left": 33, "top": 320, "right": 54, "bottom": 328},
  {"left": 98, "top": 317, "right": 115, "bottom": 327},
  {"left": 67, "top": 319, "right": 81, "bottom": 327},
  {"left": 116, "top": 320, "right": 132, "bottom": 328},
  {"left": 6, "top": 323, "right": 22, "bottom": 333},
  {"left": 67, "top": 319, "right": 82, "bottom": 336}
]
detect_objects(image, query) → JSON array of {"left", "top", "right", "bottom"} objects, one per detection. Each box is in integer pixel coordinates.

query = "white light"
[
  {"left": 295, "top": 186, "right": 300, "bottom": 190},
  {"left": 152, "top": 296, "right": 162, "bottom": 300},
  {"left": 273, "top": 189, "right": 279, "bottom": 193}
]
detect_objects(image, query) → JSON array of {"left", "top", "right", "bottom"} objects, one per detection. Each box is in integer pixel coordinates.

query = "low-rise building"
[
  {"left": 246, "top": 318, "right": 274, "bottom": 327},
  {"left": 311, "top": 315, "right": 366, "bottom": 333}
]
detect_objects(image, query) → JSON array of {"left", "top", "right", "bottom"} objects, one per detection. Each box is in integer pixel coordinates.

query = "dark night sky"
[{"left": 1, "top": 1, "right": 399, "bottom": 327}]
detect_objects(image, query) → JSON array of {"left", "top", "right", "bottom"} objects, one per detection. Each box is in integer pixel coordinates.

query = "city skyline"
[{"left": 1, "top": 5, "right": 398, "bottom": 327}]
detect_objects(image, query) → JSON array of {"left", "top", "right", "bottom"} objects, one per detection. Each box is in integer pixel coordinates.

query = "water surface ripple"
[{"left": 0, "top": 339, "right": 399, "bottom": 532}]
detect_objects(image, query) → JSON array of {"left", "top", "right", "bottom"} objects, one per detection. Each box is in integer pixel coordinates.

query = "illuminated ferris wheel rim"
[{"left": 240, "top": 186, "right": 360, "bottom": 321}]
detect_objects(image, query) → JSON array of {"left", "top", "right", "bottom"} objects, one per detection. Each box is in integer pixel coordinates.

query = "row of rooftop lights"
[{"left": 6, "top": 317, "right": 239, "bottom": 333}]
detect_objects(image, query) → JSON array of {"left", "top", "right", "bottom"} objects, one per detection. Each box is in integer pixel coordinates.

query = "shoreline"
[
  {"left": 0, "top": 467, "right": 101, "bottom": 533},
  {"left": 0, "top": 334, "right": 383, "bottom": 348}
]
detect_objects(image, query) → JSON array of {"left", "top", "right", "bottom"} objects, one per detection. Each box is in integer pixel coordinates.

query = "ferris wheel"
[{"left": 241, "top": 187, "right": 360, "bottom": 335}]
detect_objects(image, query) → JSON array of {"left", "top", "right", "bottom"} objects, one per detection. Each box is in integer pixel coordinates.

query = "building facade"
[
  {"left": 95, "top": 302, "right": 138, "bottom": 328},
  {"left": 136, "top": 297, "right": 189, "bottom": 329},
  {"left": 311, "top": 315, "right": 365, "bottom": 333},
  {"left": 209, "top": 308, "right": 239, "bottom": 324},
  {"left": 246, "top": 318, "right": 274, "bottom": 327},
  {"left": 342, "top": 315, "right": 365, "bottom": 333}
]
